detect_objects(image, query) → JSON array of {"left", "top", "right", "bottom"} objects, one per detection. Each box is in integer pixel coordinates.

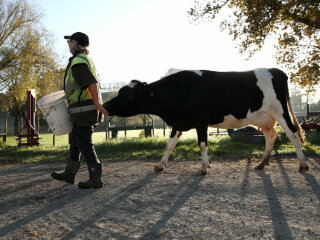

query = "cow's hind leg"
[
  {"left": 255, "top": 128, "right": 278, "bottom": 170},
  {"left": 154, "top": 130, "right": 181, "bottom": 172},
  {"left": 277, "top": 118, "right": 309, "bottom": 172},
  {"left": 196, "top": 125, "right": 209, "bottom": 175}
]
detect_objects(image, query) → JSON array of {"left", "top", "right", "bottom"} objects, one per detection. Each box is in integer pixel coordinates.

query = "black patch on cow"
[
  {"left": 198, "top": 70, "right": 264, "bottom": 125},
  {"left": 142, "top": 70, "right": 265, "bottom": 129},
  {"left": 269, "top": 68, "right": 297, "bottom": 133},
  {"left": 105, "top": 69, "right": 266, "bottom": 132}
]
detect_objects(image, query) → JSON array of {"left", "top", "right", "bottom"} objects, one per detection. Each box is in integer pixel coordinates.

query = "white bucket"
[{"left": 37, "top": 91, "right": 73, "bottom": 135}]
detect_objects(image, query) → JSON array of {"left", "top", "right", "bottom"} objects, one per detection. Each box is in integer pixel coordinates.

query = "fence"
[
  {"left": 307, "top": 104, "right": 320, "bottom": 119},
  {"left": 0, "top": 112, "right": 170, "bottom": 137},
  {"left": 0, "top": 114, "right": 14, "bottom": 136},
  {"left": 0, "top": 113, "right": 56, "bottom": 136},
  {"left": 1, "top": 105, "right": 319, "bottom": 137}
]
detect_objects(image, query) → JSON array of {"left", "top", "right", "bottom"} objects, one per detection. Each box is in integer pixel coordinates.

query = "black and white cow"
[{"left": 103, "top": 68, "right": 309, "bottom": 174}]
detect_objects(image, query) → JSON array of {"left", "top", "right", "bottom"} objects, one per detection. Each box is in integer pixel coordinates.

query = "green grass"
[{"left": 0, "top": 129, "right": 319, "bottom": 164}]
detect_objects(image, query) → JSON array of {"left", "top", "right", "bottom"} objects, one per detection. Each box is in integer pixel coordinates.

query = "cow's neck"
[
  {"left": 135, "top": 80, "right": 175, "bottom": 119},
  {"left": 137, "top": 104, "right": 167, "bottom": 118}
]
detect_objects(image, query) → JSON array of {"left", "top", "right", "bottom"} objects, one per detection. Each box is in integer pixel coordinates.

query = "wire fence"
[{"left": 1, "top": 106, "right": 318, "bottom": 137}]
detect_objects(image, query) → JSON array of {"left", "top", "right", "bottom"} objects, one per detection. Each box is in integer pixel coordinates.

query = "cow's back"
[{"left": 150, "top": 68, "right": 288, "bottom": 126}]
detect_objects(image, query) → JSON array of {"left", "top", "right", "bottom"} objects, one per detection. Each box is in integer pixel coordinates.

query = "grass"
[{"left": 0, "top": 129, "right": 319, "bottom": 164}]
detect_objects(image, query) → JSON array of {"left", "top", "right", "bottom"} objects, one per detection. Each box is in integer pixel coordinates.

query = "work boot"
[
  {"left": 78, "top": 162, "right": 104, "bottom": 189},
  {"left": 51, "top": 159, "right": 80, "bottom": 184}
]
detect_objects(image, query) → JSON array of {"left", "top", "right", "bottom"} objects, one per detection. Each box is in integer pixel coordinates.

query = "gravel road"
[{"left": 0, "top": 156, "right": 320, "bottom": 239}]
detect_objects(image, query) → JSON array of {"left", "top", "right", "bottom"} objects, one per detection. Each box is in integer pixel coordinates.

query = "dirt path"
[{"left": 0, "top": 157, "right": 320, "bottom": 239}]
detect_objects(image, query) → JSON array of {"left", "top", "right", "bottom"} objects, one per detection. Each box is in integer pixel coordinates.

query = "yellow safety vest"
[{"left": 64, "top": 52, "right": 102, "bottom": 106}]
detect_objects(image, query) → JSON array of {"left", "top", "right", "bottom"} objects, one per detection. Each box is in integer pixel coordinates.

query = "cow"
[{"left": 103, "top": 68, "right": 309, "bottom": 174}]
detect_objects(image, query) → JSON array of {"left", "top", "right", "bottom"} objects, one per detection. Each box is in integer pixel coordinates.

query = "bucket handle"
[
  {"left": 45, "top": 105, "right": 56, "bottom": 132},
  {"left": 45, "top": 105, "right": 56, "bottom": 119}
]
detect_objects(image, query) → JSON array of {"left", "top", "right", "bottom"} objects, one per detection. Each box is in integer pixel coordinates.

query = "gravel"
[{"left": 0, "top": 156, "right": 320, "bottom": 239}]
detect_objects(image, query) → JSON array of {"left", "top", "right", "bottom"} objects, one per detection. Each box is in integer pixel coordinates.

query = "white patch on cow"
[
  {"left": 128, "top": 81, "right": 138, "bottom": 88},
  {"left": 253, "top": 69, "right": 308, "bottom": 169},
  {"left": 156, "top": 131, "right": 180, "bottom": 169},
  {"left": 211, "top": 111, "right": 276, "bottom": 130},
  {"left": 254, "top": 68, "right": 284, "bottom": 117},
  {"left": 211, "top": 68, "right": 285, "bottom": 129},
  {"left": 276, "top": 117, "right": 308, "bottom": 167},
  {"left": 190, "top": 70, "right": 203, "bottom": 76},
  {"left": 200, "top": 142, "right": 209, "bottom": 173},
  {"left": 206, "top": 68, "right": 285, "bottom": 131},
  {"left": 212, "top": 114, "right": 246, "bottom": 129}
]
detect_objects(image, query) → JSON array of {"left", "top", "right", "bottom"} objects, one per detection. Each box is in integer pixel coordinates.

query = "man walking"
[{"left": 51, "top": 32, "right": 108, "bottom": 189}]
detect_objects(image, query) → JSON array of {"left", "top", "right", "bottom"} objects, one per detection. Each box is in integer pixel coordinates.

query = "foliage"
[
  {"left": 0, "top": 0, "right": 39, "bottom": 72},
  {"left": 189, "top": 0, "right": 320, "bottom": 91},
  {"left": 0, "top": 0, "right": 62, "bottom": 134},
  {"left": 290, "top": 87, "right": 304, "bottom": 112},
  {"left": 102, "top": 81, "right": 127, "bottom": 93}
]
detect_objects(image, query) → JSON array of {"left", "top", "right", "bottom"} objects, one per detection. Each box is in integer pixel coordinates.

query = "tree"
[
  {"left": 290, "top": 87, "right": 304, "bottom": 112},
  {"left": 102, "top": 81, "right": 127, "bottom": 93},
  {"left": 0, "top": 0, "right": 62, "bottom": 134},
  {"left": 0, "top": 0, "right": 41, "bottom": 72},
  {"left": 189, "top": 0, "right": 320, "bottom": 91},
  {"left": 1, "top": 28, "right": 62, "bottom": 134}
]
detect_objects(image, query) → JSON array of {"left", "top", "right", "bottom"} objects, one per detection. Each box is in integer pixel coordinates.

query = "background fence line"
[{"left": 1, "top": 102, "right": 320, "bottom": 136}]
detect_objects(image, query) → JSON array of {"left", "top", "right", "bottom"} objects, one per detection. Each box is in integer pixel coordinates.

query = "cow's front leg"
[
  {"left": 154, "top": 130, "right": 181, "bottom": 172},
  {"left": 196, "top": 126, "right": 209, "bottom": 175},
  {"left": 199, "top": 142, "right": 209, "bottom": 175}
]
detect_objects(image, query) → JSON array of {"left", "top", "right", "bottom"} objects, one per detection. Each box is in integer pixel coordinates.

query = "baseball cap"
[{"left": 64, "top": 32, "right": 89, "bottom": 46}]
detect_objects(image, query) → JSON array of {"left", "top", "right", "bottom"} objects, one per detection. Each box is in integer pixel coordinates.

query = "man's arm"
[
  {"left": 72, "top": 64, "right": 108, "bottom": 115},
  {"left": 88, "top": 82, "right": 109, "bottom": 115}
]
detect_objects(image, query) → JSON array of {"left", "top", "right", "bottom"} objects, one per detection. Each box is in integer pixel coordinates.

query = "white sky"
[{"left": 32, "top": 0, "right": 319, "bottom": 102}]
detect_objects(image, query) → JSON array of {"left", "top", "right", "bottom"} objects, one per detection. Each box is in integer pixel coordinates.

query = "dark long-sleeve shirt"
[{"left": 72, "top": 63, "right": 97, "bottom": 89}]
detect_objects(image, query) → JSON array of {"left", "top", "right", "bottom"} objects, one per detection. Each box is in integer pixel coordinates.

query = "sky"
[
  {"left": 30, "top": 0, "right": 319, "bottom": 102},
  {"left": 31, "top": 0, "right": 279, "bottom": 80}
]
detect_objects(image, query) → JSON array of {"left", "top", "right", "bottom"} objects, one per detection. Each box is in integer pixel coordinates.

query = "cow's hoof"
[
  {"left": 254, "top": 165, "right": 265, "bottom": 170},
  {"left": 197, "top": 169, "right": 208, "bottom": 175},
  {"left": 298, "top": 165, "right": 309, "bottom": 172},
  {"left": 154, "top": 166, "right": 164, "bottom": 172}
]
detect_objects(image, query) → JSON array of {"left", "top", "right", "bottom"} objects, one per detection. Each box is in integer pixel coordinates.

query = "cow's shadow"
[{"left": 256, "top": 170, "right": 294, "bottom": 239}]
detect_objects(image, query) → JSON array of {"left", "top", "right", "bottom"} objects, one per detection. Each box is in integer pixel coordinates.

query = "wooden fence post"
[{"left": 37, "top": 116, "right": 40, "bottom": 134}]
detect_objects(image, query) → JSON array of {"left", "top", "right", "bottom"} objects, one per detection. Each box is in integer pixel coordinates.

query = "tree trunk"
[
  {"left": 5, "top": 114, "right": 8, "bottom": 135},
  {"left": 14, "top": 115, "right": 19, "bottom": 136}
]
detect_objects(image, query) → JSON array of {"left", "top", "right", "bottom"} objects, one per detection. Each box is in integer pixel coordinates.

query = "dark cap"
[{"left": 64, "top": 32, "right": 89, "bottom": 46}]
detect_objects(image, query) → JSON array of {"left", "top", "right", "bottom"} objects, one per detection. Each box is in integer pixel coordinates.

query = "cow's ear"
[{"left": 128, "top": 80, "right": 142, "bottom": 88}]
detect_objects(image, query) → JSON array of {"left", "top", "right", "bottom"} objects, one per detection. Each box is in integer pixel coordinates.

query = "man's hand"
[
  {"left": 87, "top": 82, "right": 109, "bottom": 115},
  {"left": 96, "top": 104, "right": 109, "bottom": 116}
]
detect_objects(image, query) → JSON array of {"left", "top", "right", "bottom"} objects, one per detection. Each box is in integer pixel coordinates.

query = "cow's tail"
[{"left": 286, "top": 85, "right": 305, "bottom": 145}]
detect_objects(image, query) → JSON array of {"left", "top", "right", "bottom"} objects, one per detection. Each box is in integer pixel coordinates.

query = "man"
[{"left": 51, "top": 32, "right": 108, "bottom": 189}]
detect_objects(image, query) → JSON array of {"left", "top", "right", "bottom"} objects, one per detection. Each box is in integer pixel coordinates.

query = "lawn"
[{"left": 0, "top": 129, "right": 319, "bottom": 164}]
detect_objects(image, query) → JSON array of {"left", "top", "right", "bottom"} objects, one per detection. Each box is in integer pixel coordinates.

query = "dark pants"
[{"left": 69, "top": 124, "right": 100, "bottom": 165}]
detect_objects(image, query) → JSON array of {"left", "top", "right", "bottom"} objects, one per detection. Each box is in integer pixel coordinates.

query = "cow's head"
[{"left": 103, "top": 80, "right": 150, "bottom": 117}]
